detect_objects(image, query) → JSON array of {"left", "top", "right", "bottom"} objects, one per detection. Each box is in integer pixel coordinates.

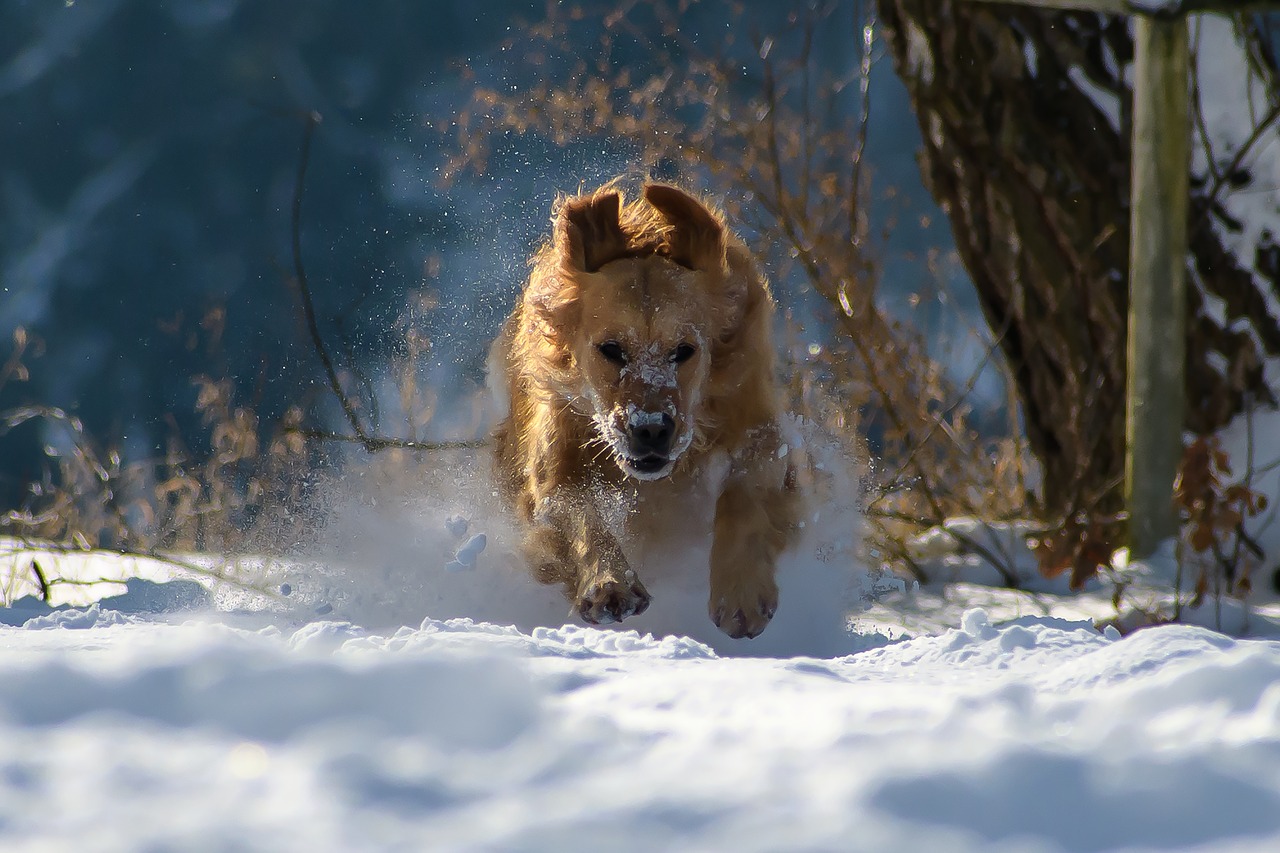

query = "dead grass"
[{"left": 0, "top": 321, "right": 314, "bottom": 599}]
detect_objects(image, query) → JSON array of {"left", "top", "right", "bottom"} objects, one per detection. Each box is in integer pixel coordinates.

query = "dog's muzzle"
[{"left": 623, "top": 411, "right": 676, "bottom": 477}]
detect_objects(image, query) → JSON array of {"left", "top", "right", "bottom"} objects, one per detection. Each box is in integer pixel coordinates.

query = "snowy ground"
[
  {"left": 5, "top": 449, "right": 1280, "bottom": 851},
  {"left": 4, "top": 597, "right": 1280, "bottom": 851}
]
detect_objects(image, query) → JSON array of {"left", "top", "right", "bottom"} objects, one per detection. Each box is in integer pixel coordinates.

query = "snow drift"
[{"left": 2, "top": 602, "right": 1280, "bottom": 851}]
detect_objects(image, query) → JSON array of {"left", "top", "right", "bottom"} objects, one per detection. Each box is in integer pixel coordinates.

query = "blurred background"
[{"left": 0, "top": 0, "right": 963, "bottom": 506}]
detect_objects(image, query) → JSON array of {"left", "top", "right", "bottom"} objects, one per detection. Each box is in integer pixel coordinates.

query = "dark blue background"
[{"left": 0, "top": 0, "right": 957, "bottom": 500}]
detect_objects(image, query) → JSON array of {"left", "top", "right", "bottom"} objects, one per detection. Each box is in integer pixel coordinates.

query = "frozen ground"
[
  {"left": 4, "top": 445, "right": 1280, "bottom": 851},
  {"left": 3, "top": 595, "right": 1280, "bottom": 851}
]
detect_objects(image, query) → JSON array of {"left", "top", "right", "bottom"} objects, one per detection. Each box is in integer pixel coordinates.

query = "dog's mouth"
[{"left": 621, "top": 453, "right": 674, "bottom": 480}]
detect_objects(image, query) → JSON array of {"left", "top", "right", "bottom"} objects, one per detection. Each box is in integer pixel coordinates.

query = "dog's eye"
[
  {"left": 670, "top": 343, "right": 697, "bottom": 364},
  {"left": 597, "top": 341, "right": 627, "bottom": 365}
]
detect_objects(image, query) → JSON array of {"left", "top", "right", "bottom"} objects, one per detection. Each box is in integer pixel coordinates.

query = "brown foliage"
[
  {"left": 1174, "top": 434, "right": 1268, "bottom": 602},
  {"left": 1030, "top": 512, "right": 1122, "bottom": 592},
  {"left": 1, "top": 321, "right": 314, "bottom": 580}
]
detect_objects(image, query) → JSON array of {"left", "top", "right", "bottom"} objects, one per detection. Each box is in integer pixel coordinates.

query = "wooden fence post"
[{"left": 1125, "top": 15, "right": 1190, "bottom": 559}]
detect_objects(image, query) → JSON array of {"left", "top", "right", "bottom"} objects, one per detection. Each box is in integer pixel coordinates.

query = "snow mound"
[
  {"left": 407, "top": 616, "right": 720, "bottom": 660},
  {"left": 21, "top": 603, "right": 136, "bottom": 630},
  {"left": 0, "top": 622, "right": 539, "bottom": 748}
]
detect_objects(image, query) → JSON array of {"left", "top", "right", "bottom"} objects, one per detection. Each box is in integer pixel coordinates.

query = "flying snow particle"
[
  {"left": 455, "top": 534, "right": 487, "bottom": 566},
  {"left": 445, "top": 515, "right": 470, "bottom": 538}
]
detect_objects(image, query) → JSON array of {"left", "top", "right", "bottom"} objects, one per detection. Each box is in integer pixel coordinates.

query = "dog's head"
[{"left": 525, "top": 184, "right": 745, "bottom": 481}]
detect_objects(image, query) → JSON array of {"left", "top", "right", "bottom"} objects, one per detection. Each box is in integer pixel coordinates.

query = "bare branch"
[
  {"left": 1191, "top": 97, "right": 1280, "bottom": 235},
  {"left": 849, "top": 3, "right": 875, "bottom": 243},
  {"left": 30, "top": 559, "right": 50, "bottom": 603},
  {"left": 289, "top": 428, "right": 485, "bottom": 453},
  {"left": 286, "top": 111, "right": 376, "bottom": 451}
]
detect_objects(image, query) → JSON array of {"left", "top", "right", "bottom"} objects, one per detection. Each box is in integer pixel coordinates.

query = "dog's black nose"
[{"left": 629, "top": 413, "right": 675, "bottom": 456}]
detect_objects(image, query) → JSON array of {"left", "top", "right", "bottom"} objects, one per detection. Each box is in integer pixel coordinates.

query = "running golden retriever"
[{"left": 490, "top": 181, "right": 800, "bottom": 638}]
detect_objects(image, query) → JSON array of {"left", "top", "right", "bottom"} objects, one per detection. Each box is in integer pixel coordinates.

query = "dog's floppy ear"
[
  {"left": 644, "top": 183, "right": 727, "bottom": 273},
  {"left": 526, "top": 190, "right": 625, "bottom": 336},
  {"left": 555, "top": 190, "right": 628, "bottom": 273}
]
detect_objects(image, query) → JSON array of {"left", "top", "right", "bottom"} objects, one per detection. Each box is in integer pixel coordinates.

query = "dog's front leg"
[
  {"left": 567, "top": 500, "right": 651, "bottom": 625},
  {"left": 708, "top": 467, "right": 795, "bottom": 639},
  {"left": 528, "top": 494, "right": 650, "bottom": 625}
]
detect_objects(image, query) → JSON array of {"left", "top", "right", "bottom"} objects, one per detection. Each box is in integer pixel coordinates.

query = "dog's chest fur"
[{"left": 586, "top": 449, "right": 729, "bottom": 565}]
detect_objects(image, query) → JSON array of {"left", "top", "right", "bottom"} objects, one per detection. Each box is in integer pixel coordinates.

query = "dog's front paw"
[
  {"left": 576, "top": 576, "right": 651, "bottom": 625},
  {"left": 710, "top": 583, "right": 778, "bottom": 639}
]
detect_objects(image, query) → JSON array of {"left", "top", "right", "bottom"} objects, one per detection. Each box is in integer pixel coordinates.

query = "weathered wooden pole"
[
  {"left": 1125, "top": 15, "right": 1190, "bottom": 559},
  {"left": 965, "top": 1, "right": 1252, "bottom": 557}
]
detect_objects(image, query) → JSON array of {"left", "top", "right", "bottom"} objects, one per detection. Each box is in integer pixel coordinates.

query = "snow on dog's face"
[
  {"left": 525, "top": 185, "right": 741, "bottom": 481},
  {"left": 573, "top": 255, "right": 712, "bottom": 480}
]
